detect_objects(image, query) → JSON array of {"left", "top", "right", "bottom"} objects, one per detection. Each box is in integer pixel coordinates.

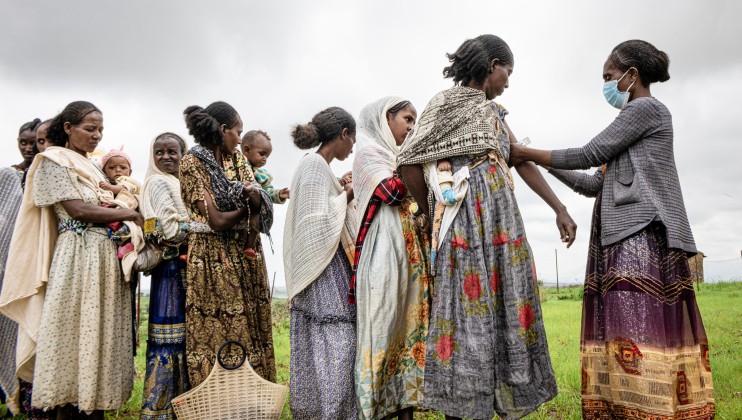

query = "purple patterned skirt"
[{"left": 581, "top": 192, "right": 715, "bottom": 419}]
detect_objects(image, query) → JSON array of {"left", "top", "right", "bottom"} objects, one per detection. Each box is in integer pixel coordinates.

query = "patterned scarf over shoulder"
[
  {"left": 186, "top": 144, "right": 245, "bottom": 212},
  {"left": 397, "top": 86, "right": 502, "bottom": 166}
]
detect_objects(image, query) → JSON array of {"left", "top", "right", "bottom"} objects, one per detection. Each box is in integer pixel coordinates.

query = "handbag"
[
  {"left": 133, "top": 242, "right": 163, "bottom": 274},
  {"left": 172, "top": 341, "right": 288, "bottom": 420}
]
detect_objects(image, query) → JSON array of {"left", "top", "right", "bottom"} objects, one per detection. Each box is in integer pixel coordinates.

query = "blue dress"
[{"left": 141, "top": 255, "right": 190, "bottom": 420}]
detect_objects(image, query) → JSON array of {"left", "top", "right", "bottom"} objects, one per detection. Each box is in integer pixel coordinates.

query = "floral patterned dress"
[
  {"left": 179, "top": 151, "right": 275, "bottom": 387},
  {"left": 353, "top": 179, "right": 432, "bottom": 419},
  {"left": 423, "top": 105, "right": 557, "bottom": 419}
]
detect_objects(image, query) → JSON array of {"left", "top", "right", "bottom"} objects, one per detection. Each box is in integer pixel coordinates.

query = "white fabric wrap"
[
  {"left": 425, "top": 162, "right": 470, "bottom": 250},
  {"left": 283, "top": 153, "right": 357, "bottom": 301},
  {"left": 353, "top": 96, "right": 405, "bottom": 233},
  {"left": 353, "top": 96, "right": 413, "bottom": 303},
  {"left": 140, "top": 136, "right": 190, "bottom": 240}
]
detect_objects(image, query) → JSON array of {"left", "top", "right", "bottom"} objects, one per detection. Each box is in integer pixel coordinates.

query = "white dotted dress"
[{"left": 30, "top": 158, "right": 133, "bottom": 412}]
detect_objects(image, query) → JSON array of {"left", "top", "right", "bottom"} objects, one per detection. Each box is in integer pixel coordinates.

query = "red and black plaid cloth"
[{"left": 348, "top": 176, "right": 408, "bottom": 304}]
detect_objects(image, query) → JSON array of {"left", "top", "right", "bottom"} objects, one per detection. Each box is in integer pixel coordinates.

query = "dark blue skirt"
[{"left": 141, "top": 259, "right": 190, "bottom": 420}]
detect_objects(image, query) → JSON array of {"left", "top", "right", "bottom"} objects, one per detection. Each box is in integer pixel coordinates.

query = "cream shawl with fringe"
[
  {"left": 0, "top": 146, "right": 141, "bottom": 381},
  {"left": 283, "top": 153, "right": 357, "bottom": 301}
]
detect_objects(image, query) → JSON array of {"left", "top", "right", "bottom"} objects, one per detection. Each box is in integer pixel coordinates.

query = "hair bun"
[{"left": 291, "top": 123, "right": 322, "bottom": 150}]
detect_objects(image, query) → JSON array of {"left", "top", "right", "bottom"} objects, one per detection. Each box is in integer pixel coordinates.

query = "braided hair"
[
  {"left": 292, "top": 107, "right": 356, "bottom": 150},
  {"left": 18, "top": 118, "right": 42, "bottom": 136},
  {"left": 46, "top": 101, "right": 101, "bottom": 147},
  {"left": 443, "top": 35, "right": 513, "bottom": 86},
  {"left": 609, "top": 40, "right": 670, "bottom": 86},
  {"left": 183, "top": 101, "right": 241, "bottom": 148}
]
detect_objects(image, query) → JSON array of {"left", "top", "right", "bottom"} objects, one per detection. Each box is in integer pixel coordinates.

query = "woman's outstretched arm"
[{"left": 505, "top": 121, "right": 577, "bottom": 247}]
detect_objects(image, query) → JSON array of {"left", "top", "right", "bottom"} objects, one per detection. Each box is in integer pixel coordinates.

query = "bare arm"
[
  {"left": 195, "top": 189, "right": 250, "bottom": 232},
  {"left": 61, "top": 200, "right": 143, "bottom": 227},
  {"left": 505, "top": 122, "right": 577, "bottom": 247},
  {"left": 399, "top": 165, "right": 429, "bottom": 215},
  {"left": 344, "top": 183, "right": 354, "bottom": 203}
]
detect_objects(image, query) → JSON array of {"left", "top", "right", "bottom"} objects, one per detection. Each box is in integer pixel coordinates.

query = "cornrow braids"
[
  {"left": 46, "top": 101, "right": 101, "bottom": 147},
  {"left": 609, "top": 40, "right": 670, "bottom": 85},
  {"left": 292, "top": 106, "right": 355, "bottom": 150},
  {"left": 183, "top": 101, "right": 240, "bottom": 148},
  {"left": 443, "top": 35, "right": 513, "bottom": 86},
  {"left": 19, "top": 118, "right": 42, "bottom": 136}
]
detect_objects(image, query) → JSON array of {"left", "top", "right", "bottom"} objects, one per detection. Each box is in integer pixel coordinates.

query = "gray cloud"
[{"left": 2, "top": 0, "right": 740, "bottom": 286}]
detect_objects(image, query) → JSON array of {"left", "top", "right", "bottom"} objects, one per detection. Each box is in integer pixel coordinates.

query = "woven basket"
[{"left": 172, "top": 341, "right": 288, "bottom": 420}]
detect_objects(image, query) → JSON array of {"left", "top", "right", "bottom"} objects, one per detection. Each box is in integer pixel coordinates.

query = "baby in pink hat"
[{"left": 99, "top": 146, "right": 142, "bottom": 259}]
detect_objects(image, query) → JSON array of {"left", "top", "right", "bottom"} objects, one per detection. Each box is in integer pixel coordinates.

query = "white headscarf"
[
  {"left": 140, "top": 133, "right": 189, "bottom": 239},
  {"left": 353, "top": 96, "right": 407, "bottom": 231}
]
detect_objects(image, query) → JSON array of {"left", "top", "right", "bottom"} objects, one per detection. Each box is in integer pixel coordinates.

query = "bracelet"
[{"left": 409, "top": 202, "right": 423, "bottom": 217}]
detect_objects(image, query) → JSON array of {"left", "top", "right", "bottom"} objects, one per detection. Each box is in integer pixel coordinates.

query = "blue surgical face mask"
[{"left": 603, "top": 69, "right": 636, "bottom": 110}]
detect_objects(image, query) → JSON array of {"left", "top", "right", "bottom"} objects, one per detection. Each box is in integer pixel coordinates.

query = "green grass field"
[{"left": 2, "top": 282, "right": 740, "bottom": 419}]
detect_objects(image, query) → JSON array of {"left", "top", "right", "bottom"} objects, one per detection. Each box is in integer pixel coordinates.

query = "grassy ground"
[{"left": 2, "top": 282, "right": 740, "bottom": 419}]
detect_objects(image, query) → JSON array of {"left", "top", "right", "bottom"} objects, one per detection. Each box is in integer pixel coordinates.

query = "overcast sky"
[{"left": 1, "top": 0, "right": 740, "bottom": 289}]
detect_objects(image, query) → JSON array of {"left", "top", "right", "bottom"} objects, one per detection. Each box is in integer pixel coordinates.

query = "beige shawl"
[
  {"left": 283, "top": 153, "right": 357, "bottom": 301},
  {"left": 140, "top": 136, "right": 189, "bottom": 240},
  {"left": 397, "top": 86, "right": 501, "bottom": 166},
  {"left": 0, "top": 146, "right": 139, "bottom": 380}
]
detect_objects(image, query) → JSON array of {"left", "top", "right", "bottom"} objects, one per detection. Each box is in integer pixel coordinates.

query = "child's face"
[
  {"left": 104, "top": 156, "right": 132, "bottom": 180},
  {"left": 242, "top": 135, "right": 273, "bottom": 168}
]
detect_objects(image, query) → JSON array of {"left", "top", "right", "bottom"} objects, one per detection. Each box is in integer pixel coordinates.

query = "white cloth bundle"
[{"left": 425, "top": 162, "right": 470, "bottom": 250}]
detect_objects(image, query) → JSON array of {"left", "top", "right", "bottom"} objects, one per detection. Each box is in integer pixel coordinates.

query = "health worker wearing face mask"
[{"left": 509, "top": 40, "right": 715, "bottom": 419}]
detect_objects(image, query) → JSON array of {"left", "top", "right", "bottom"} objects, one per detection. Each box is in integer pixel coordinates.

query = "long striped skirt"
[{"left": 581, "top": 193, "right": 715, "bottom": 419}]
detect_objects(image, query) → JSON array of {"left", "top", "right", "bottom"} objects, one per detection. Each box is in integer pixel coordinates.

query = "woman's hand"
[
  {"left": 414, "top": 213, "right": 429, "bottom": 231},
  {"left": 555, "top": 207, "right": 577, "bottom": 248},
  {"left": 344, "top": 182, "right": 354, "bottom": 202},
  {"left": 279, "top": 188, "right": 290, "bottom": 200},
  {"left": 242, "top": 182, "right": 255, "bottom": 197},
  {"left": 126, "top": 209, "right": 145, "bottom": 227},
  {"left": 340, "top": 171, "right": 353, "bottom": 186}
]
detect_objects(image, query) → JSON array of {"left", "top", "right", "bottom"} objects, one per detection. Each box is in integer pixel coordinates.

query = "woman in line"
[
  {"left": 139, "top": 132, "right": 191, "bottom": 420},
  {"left": 352, "top": 97, "right": 431, "bottom": 420},
  {"left": 35, "top": 119, "right": 52, "bottom": 153},
  {"left": 0, "top": 101, "right": 142, "bottom": 419},
  {"left": 283, "top": 107, "right": 358, "bottom": 419},
  {"left": 510, "top": 39, "right": 715, "bottom": 419},
  {"left": 179, "top": 102, "right": 275, "bottom": 386},
  {"left": 0, "top": 119, "right": 44, "bottom": 416},
  {"left": 398, "top": 35, "right": 575, "bottom": 419}
]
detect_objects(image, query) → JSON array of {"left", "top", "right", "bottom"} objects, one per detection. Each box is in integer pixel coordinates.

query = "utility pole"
[
  {"left": 270, "top": 272, "right": 276, "bottom": 300},
  {"left": 555, "top": 249, "right": 560, "bottom": 293}
]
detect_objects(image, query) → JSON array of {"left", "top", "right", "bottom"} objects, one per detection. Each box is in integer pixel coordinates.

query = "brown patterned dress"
[{"left": 179, "top": 151, "right": 275, "bottom": 386}]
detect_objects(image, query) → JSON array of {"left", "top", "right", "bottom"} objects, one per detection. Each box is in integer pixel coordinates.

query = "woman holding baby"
[
  {"left": 0, "top": 101, "right": 142, "bottom": 419},
  {"left": 178, "top": 101, "right": 275, "bottom": 387}
]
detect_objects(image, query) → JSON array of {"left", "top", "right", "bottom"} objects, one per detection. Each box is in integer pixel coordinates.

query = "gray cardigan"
[{"left": 550, "top": 97, "right": 696, "bottom": 253}]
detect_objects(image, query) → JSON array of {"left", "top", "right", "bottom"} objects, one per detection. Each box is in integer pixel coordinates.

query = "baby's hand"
[
  {"left": 279, "top": 188, "right": 290, "bottom": 200},
  {"left": 340, "top": 171, "right": 353, "bottom": 186},
  {"left": 437, "top": 160, "right": 452, "bottom": 172},
  {"left": 99, "top": 181, "right": 113, "bottom": 191},
  {"left": 100, "top": 181, "right": 124, "bottom": 195}
]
